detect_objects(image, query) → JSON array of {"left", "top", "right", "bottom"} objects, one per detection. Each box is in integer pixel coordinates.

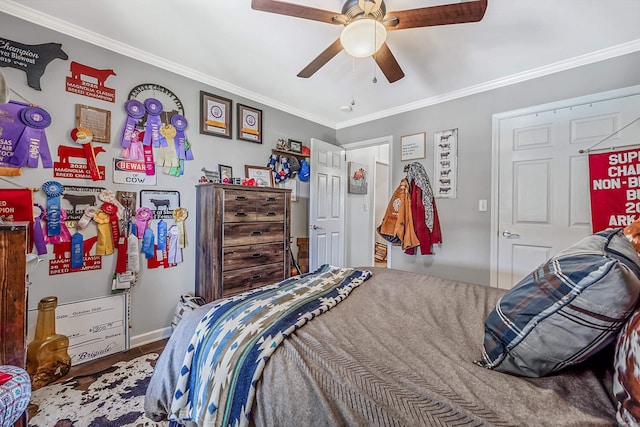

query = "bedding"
[{"left": 145, "top": 267, "right": 618, "bottom": 427}]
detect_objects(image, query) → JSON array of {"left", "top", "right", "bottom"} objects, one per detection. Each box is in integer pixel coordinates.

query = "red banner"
[
  {"left": 589, "top": 148, "right": 640, "bottom": 232},
  {"left": 0, "top": 187, "right": 34, "bottom": 248}
]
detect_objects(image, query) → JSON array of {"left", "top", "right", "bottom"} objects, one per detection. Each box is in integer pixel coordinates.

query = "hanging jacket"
[
  {"left": 405, "top": 162, "right": 443, "bottom": 255},
  {"left": 378, "top": 178, "right": 420, "bottom": 250}
]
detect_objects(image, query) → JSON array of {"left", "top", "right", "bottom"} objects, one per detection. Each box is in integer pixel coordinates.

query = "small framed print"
[
  {"left": 400, "top": 132, "right": 426, "bottom": 161},
  {"left": 218, "top": 164, "right": 233, "bottom": 183},
  {"left": 238, "top": 104, "right": 262, "bottom": 143},
  {"left": 288, "top": 139, "right": 303, "bottom": 154},
  {"left": 75, "top": 104, "right": 111, "bottom": 143},
  {"left": 200, "top": 91, "right": 232, "bottom": 138},
  {"left": 279, "top": 178, "right": 298, "bottom": 202},
  {"left": 245, "top": 165, "right": 274, "bottom": 187},
  {"left": 139, "top": 190, "right": 180, "bottom": 220}
]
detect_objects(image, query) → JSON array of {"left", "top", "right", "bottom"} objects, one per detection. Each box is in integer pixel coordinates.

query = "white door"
[
  {"left": 493, "top": 86, "right": 640, "bottom": 289},
  {"left": 309, "top": 138, "right": 346, "bottom": 270}
]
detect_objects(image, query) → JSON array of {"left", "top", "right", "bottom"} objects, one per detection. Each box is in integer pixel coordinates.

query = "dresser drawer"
[
  {"left": 223, "top": 190, "right": 258, "bottom": 222},
  {"left": 223, "top": 222, "right": 284, "bottom": 246},
  {"left": 223, "top": 263, "right": 285, "bottom": 295},
  {"left": 255, "top": 192, "right": 285, "bottom": 222},
  {"left": 223, "top": 243, "right": 284, "bottom": 271}
]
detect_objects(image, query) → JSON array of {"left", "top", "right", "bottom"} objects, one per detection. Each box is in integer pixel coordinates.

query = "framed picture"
[
  {"left": 218, "top": 164, "right": 233, "bottom": 183},
  {"left": 348, "top": 162, "right": 368, "bottom": 194},
  {"left": 75, "top": 104, "right": 111, "bottom": 143},
  {"left": 278, "top": 179, "right": 298, "bottom": 202},
  {"left": 238, "top": 104, "right": 262, "bottom": 143},
  {"left": 288, "top": 139, "right": 303, "bottom": 154},
  {"left": 245, "top": 165, "right": 274, "bottom": 187},
  {"left": 434, "top": 128, "right": 458, "bottom": 199},
  {"left": 400, "top": 132, "right": 426, "bottom": 161},
  {"left": 200, "top": 91, "right": 232, "bottom": 138},
  {"left": 139, "top": 190, "right": 180, "bottom": 220}
]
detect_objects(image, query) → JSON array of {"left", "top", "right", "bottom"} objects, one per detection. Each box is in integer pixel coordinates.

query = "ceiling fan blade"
[
  {"left": 297, "top": 38, "right": 344, "bottom": 78},
  {"left": 251, "top": 0, "right": 340, "bottom": 24},
  {"left": 374, "top": 42, "right": 405, "bottom": 83},
  {"left": 385, "top": 0, "right": 487, "bottom": 30}
]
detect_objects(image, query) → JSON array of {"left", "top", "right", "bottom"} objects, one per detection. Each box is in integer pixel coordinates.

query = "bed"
[{"left": 144, "top": 264, "right": 621, "bottom": 427}]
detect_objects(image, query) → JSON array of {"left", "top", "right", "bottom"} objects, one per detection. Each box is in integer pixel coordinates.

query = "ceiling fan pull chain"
[{"left": 351, "top": 57, "right": 356, "bottom": 106}]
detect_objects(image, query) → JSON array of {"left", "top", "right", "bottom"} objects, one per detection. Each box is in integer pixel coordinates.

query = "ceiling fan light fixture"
[{"left": 340, "top": 19, "right": 386, "bottom": 58}]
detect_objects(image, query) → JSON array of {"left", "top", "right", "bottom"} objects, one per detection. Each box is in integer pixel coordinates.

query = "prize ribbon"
[
  {"left": 157, "top": 125, "right": 180, "bottom": 176},
  {"left": 171, "top": 114, "right": 194, "bottom": 161},
  {"left": 70, "top": 232, "right": 84, "bottom": 269},
  {"left": 135, "top": 207, "right": 152, "bottom": 239},
  {"left": 71, "top": 126, "right": 102, "bottom": 181},
  {"left": 172, "top": 207, "right": 188, "bottom": 248},
  {"left": 127, "top": 233, "right": 140, "bottom": 272},
  {"left": 141, "top": 227, "right": 155, "bottom": 259},
  {"left": 99, "top": 189, "right": 125, "bottom": 219},
  {"left": 115, "top": 234, "right": 128, "bottom": 274},
  {"left": 142, "top": 98, "right": 163, "bottom": 147},
  {"left": 32, "top": 203, "right": 47, "bottom": 255},
  {"left": 11, "top": 106, "right": 53, "bottom": 168},
  {"left": 76, "top": 206, "right": 98, "bottom": 230},
  {"left": 143, "top": 144, "right": 155, "bottom": 176},
  {"left": 157, "top": 219, "right": 167, "bottom": 250},
  {"left": 123, "top": 128, "right": 145, "bottom": 161},
  {"left": 42, "top": 181, "right": 64, "bottom": 237},
  {"left": 167, "top": 225, "right": 183, "bottom": 264},
  {"left": 93, "top": 210, "right": 114, "bottom": 255},
  {"left": 44, "top": 208, "right": 71, "bottom": 245},
  {"left": 120, "top": 99, "right": 145, "bottom": 149},
  {"left": 101, "top": 202, "right": 120, "bottom": 246}
]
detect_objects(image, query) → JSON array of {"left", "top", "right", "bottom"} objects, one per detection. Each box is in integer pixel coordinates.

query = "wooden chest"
[{"left": 195, "top": 184, "right": 291, "bottom": 302}]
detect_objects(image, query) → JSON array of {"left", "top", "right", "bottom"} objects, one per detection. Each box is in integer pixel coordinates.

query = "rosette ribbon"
[
  {"left": 123, "top": 128, "right": 145, "bottom": 161},
  {"left": 157, "top": 125, "right": 180, "bottom": 176},
  {"left": 41, "top": 181, "right": 64, "bottom": 238},
  {"left": 71, "top": 126, "right": 102, "bottom": 181},
  {"left": 120, "top": 99, "right": 145, "bottom": 149},
  {"left": 32, "top": 203, "right": 47, "bottom": 255},
  {"left": 173, "top": 207, "right": 188, "bottom": 248},
  {"left": 135, "top": 207, "right": 152, "bottom": 239},
  {"left": 75, "top": 205, "right": 98, "bottom": 230},
  {"left": 11, "top": 106, "right": 53, "bottom": 168},
  {"left": 93, "top": 209, "right": 114, "bottom": 256},
  {"left": 101, "top": 202, "right": 120, "bottom": 246},
  {"left": 171, "top": 114, "right": 194, "bottom": 161},
  {"left": 142, "top": 98, "right": 164, "bottom": 147},
  {"left": 44, "top": 208, "right": 71, "bottom": 245},
  {"left": 99, "top": 189, "right": 125, "bottom": 220}
]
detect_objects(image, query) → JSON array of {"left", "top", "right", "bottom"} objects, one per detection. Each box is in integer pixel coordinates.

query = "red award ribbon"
[
  {"left": 93, "top": 210, "right": 114, "bottom": 255},
  {"left": 115, "top": 234, "right": 128, "bottom": 274},
  {"left": 101, "top": 202, "right": 120, "bottom": 246},
  {"left": 71, "top": 126, "right": 101, "bottom": 181},
  {"left": 172, "top": 207, "right": 188, "bottom": 248}
]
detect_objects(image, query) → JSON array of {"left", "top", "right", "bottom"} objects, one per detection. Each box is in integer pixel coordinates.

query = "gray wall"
[
  {"left": 337, "top": 52, "right": 640, "bottom": 285},
  {"left": 0, "top": 13, "right": 333, "bottom": 343}
]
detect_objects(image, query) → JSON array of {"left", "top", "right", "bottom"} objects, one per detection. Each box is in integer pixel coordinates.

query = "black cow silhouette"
[
  {"left": 0, "top": 38, "right": 68, "bottom": 90},
  {"left": 149, "top": 198, "right": 170, "bottom": 211},
  {"left": 63, "top": 194, "right": 96, "bottom": 213}
]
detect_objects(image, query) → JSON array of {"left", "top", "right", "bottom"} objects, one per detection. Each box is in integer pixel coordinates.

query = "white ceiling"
[{"left": 3, "top": 0, "right": 640, "bottom": 129}]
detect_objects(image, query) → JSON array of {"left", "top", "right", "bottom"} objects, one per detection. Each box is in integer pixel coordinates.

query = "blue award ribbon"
[
  {"left": 71, "top": 232, "right": 84, "bottom": 269},
  {"left": 157, "top": 219, "right": 167, "bottom": 250},
  {"left": 41, "top": 181, "right": 64, "bottom": 237},
  {"left": 141, "top": 227, "right": 155, "bottom": 259}
]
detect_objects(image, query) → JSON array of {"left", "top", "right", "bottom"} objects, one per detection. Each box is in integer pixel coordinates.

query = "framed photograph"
[
  {"left": 288, "top": 139, "right": 303, "bottom": 154},
  {"left": 245, "top": 165, "right": 274, "bottom": 187},
  {"left": 348, "top": 162, "right": 368, "bottom": 194},
  {"left": 238, "top": 104, "right": 262, "bottom": 143},
  {"left": 75, "top": 104, "right": 111, "bottom": 143},
  {"left": 139, "top": 190, "right": 180, "bottom": 220},
  {"left": 218, "top": 164, "right": 233, "bottom": 183},
  {"left": 400, "top": 132, "right": 426, "bottom": 161},
  {"left": 279, "top": 179, "right": 298, "bottom": 202},
  {"left": 200, "top": 91, "right": 232, "bottom": 138},
  {"left": 434, "top": 128, "right": 458, "bottom": 199}
]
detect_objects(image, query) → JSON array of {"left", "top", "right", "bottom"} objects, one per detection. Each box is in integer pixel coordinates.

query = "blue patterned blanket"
[{"left": 168, "top": 264, "right": 372, "bottom": 427}]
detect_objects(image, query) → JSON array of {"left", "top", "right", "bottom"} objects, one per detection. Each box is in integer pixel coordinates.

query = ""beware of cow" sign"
[{"left": 112, "top": 158, "right": 156, "bottom": 186}]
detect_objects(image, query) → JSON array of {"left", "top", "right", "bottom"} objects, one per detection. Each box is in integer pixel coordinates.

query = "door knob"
[
  {"left": 311, "top": 225, "right": 324, "bottom": 230},
  {"left": 502, "top": 230, "right": 521, "bottom": 239}
]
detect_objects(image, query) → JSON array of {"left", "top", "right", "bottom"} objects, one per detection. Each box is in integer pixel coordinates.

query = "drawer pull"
[
  {"left": 251, "top": 231, "right": 263, "bottom": 236},
  {"left": 250, "top": 253, "right": 263, "bottom": 258},
  {"left": 265, "top": 197, "right": 276, "bottom": 202},
  {"left": 235, "top": 195, "right": 248, "bottom": 201},
  {"left": 235, "top": 212, "right": 247, "bottom": 217},
  {"left": 250, "top": 274, "right": 262, "bottom": 281},
  {"left": 265, "top": 212, "right": 276, "bottom": 217}
]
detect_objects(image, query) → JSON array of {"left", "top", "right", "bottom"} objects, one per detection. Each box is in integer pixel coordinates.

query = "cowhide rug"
[{"left": 28, "top": 352, "right": 168, "bottom": 427}]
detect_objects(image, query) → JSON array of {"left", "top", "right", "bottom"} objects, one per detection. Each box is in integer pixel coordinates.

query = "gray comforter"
[{"left": 145, "top": 267, "right": 616, "bottom": 426}]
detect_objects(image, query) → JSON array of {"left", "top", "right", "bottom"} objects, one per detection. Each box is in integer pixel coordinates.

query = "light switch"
[{"left": 478, "top": 199, "right": 487, "bottom": 212}]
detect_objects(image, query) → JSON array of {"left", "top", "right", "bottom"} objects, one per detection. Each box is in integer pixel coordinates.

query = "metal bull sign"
[
  {"left": 0, "top": 38, "right": 68, "bottom": 90},
  {"left": 66, "top": 61, "right": 116, "bottom": 103}
]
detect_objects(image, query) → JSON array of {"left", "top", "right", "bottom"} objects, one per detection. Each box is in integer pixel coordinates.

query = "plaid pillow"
[{"left": 478, "top": 228, "right": 640, "bottom": 377}]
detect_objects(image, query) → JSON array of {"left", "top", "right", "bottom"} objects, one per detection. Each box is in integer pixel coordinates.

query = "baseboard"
[{"left": 130, "top": 327, "right": 172, "bottom": 348}]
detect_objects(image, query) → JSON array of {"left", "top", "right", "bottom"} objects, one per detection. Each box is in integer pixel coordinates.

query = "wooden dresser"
[{"left": 195, "top": 184, "right": 291, "bottom": 303}]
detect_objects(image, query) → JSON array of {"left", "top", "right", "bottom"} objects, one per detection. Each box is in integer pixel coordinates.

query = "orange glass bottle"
[{"left": 26, "top": 296, "right": 71, "bottom": 389}]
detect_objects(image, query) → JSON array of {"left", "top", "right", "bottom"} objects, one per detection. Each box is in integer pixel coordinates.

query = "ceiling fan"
[{"left": 251, "top": 0, "right": 488, "bottom": 83}]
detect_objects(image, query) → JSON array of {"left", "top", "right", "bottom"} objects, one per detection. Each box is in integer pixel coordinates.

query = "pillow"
[
  {"left": 477, "top": 228, "right": 640, "bottom": 377},
  {"left": 614, "top": 309, "right": 640, "bottom": 426}
]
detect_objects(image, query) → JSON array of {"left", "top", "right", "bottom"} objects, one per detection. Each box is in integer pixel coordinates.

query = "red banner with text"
[{"left": 589, "top": 148, "right": 640, "bottom": 233}]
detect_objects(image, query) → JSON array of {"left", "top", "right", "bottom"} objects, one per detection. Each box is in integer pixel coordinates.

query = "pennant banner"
[{"left": 588, "top": 148, "right": 640, "bottom": 233}]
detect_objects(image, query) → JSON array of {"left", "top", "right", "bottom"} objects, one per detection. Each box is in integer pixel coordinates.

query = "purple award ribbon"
[
  {"left": 120, "top": 99, "right": 145, "bottom": 149},
  {"left": 32, "top": 203, "right": 47, "bottom": 255},
  {"left": 41, "top": 181, "right": 64, "bottom": 237},
  {"left": 71, "top": 232, "right": 84, "bottom": 269},
  {"left": 142, "top": 98, "right": 164, "bottom": 147},
  {"left": 171, "top": 114, "right": 190, "bottom": 160},
  {"left": 11, "top": 106, "right": 53, "bottom": 168}
]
